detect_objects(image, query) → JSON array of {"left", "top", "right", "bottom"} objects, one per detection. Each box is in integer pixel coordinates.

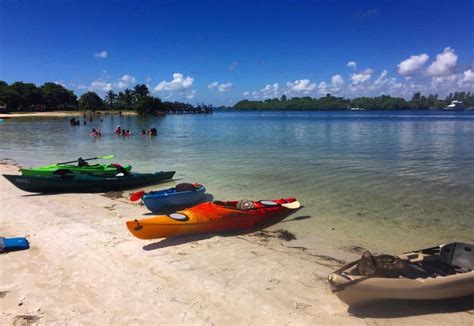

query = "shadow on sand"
[
  {"left": 142, "top": 210, "right": 310, "bottom": 251},
  {"left": 348, "top": 296, "right": 474, "bottom": 318}
]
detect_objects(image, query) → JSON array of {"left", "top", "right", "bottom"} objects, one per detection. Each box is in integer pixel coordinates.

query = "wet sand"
[{"left": 0, "top": 163, "right": 473, "bottom": 325}]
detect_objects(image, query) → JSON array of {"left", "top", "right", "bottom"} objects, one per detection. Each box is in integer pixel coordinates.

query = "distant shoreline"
[
  {"left": 0, "top": 110, "right": 137, "bottom": 118},
  {"left": 1, "top": 108, "right": 472, "bottom": 119}
]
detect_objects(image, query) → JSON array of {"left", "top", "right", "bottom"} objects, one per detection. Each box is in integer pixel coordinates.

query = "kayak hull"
[
  {"left": 3, "top": 171, "right": 175, "bottom": 193},
  {"left": 143, "top": 185, "right": 206, "bottom": 212},
  {"left": 127, "top": 198, "right": 298, "bottom": 239},
  {"left": 20, "top": 164, "right": 132, "bottom": 177},
  {"left": 328, "top": 243, "right": 474, "bottom": 307},
  {"left": 330, "top": 270, "right": 474, "bottom": 307}
]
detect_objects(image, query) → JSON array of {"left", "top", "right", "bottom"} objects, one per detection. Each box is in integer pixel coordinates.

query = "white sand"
[{"left": 1, "top": 163, "right": 473, "bottom": 325}]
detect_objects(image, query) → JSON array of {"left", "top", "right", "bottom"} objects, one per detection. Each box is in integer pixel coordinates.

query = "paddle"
[
  {"left": 281, "top": 201, "right": 301, "bottom": 209},
  {"left": 130, "top": 190, "right": 146, "bottom": 202},
  {"left": 259, "top": 200, "right": 301, "bottom": 209},
  {"left": 57, "top": 155, "right": 114, "bottom": 165}
]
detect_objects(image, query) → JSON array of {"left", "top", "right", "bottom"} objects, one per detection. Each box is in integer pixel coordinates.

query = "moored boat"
[
  {"left": 3, "top": 171, "right": 175, "bottom": 193},
  {"left": 328, "top": 242, "right": 474, "bottom": 307},
  {"left": 126, "top": 198, "right": 300, "bottom": 239},
  {"left": 141, "top": 183, "right": 206, "bottom": 212},
  {"left": 444, "top": 100, "right": 465, "bottom": 111}
]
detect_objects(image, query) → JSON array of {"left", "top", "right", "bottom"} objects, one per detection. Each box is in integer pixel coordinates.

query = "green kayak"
[
  {"left": 3, "top": 171, "right": 175, "bottom": 193},
  {"left": 20, "top": 163, "right": 132, "bottom": 177}
]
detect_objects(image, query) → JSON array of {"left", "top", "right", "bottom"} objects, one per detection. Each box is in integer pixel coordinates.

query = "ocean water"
[{"left": 1, "top": 110, "right": 473, "bottom": 253}]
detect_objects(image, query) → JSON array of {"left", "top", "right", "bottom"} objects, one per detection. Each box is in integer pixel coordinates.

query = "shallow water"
[{"left": 1, "top": 110, "right": 473, "bottom": 253}]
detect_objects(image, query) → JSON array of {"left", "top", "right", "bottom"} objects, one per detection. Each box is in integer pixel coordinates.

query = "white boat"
[
  {"left": 444, "top": 100, "right": 464, "bottom": 111},
  {"left": 350, "top": 107, "right": 364, "bottom": 111}
]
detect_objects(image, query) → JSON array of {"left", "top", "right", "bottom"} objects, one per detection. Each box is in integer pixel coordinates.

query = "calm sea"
[{"left": 1, "top": 110, "right": 473, "bottom": 253}]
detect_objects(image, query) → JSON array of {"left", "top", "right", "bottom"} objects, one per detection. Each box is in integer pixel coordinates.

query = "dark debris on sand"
[
  {"left": 101, "top": 191, "right": 124, "bottom": 199},
  {"left": 251, "top": 229, "right": 297, "bottom": 242}
]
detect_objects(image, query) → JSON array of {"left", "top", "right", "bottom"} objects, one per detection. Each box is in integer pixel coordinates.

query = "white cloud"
[
  {"left": 243, "top": 91, "right": 250, "bottom": 96},
  {"left": 208, "top": 82, "right": 219, "bottom": 89},
  {"left": 331, "top": 74, "right": 344, "bottom": 88},
  {"left": 154, "top": 73, "right": 194, "bottom": 92},
  {"left": 347, "top": 61, "right": 357, "bottom": 69},
  {"left": 186, "top": 90, "right": 196, "bottom": 99},
  {"left": 286, "top": 79, "right": 316, "bottom": 94},
  {"left": 374, "top": 70, "right": 388, "bottom": 85},
  {"left": 89, "top": 81, "right": 112, "bottom": 92},
  {"left": 209, "top": 81, "right": 233, "bottom": 92},
  {"left": 460, "top": 69, "right": 474, "bottom": 84},
  {"left": 427, "top": 47, "right": 457, "bottom": 77},
  {"left": 94, "top": 51, "right": 108, "bottom": 59},
  {"left": 430, "top": 69, "right": 474, "bottom": 93},
  {"left": 397, "top": 53, "right": 429, "bottom": 76},
  {"left": 351, "top": 69, "right": 373, "bottom": 84},
  {"left": 317, "top": 81, "right": 328, "bottom": 94},
  {"left": 218, "top": 83, "right": 232, "bottom": 92},
  {"left": 114, "top": 74, "right": 137, "bottom": 89},
  {"left": 251, "top": 83, "right": 280, "bottom": 99}
]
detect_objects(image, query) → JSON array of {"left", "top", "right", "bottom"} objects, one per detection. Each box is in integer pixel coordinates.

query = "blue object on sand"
[
  {"left": 0, "top": 237, "right": 30, "bottom": 253},
  {"left": 143, "top": 183, "right": 206, "bottom": 212}
]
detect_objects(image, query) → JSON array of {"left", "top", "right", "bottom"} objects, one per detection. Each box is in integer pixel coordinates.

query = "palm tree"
[
  {"left": 104, "top": 90, "right": 117, "bottom": 108},
  {"left": 118, "top": 89, "right": 135, "bottom": 107},
  {"left": 133, "top": 84, "right": 150, "bottom": 99}
]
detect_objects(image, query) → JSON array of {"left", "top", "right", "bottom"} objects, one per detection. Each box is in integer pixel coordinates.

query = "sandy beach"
[
  {"left": 0, "top": 110, "right": 137, "bottom": 119},
  {"left": 1, "top": 162, "right": 473, "bottom": 325}
]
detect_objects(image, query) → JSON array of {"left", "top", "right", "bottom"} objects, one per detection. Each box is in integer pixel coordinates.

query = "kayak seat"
[
  {"left": 440, "top": 242, "right": 474, "bottom": 271},
  {"left": 413, "top": 260, "right": 456, "bottom": 277},
  {"left": 175, "top": 183, "right": 196, "bottom": 192}
]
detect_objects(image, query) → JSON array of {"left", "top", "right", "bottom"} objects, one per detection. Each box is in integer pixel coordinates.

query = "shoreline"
[
  {"left": 1, "top": 162, "right": 473, "bottom": 324},
  {"left": 0, "top": 110, "right": 137, "bottom": 118}
]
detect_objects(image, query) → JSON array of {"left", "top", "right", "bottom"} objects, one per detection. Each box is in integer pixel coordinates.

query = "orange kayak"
[{"left": 126, "top": 198, "right": 300, "bottom": 239}]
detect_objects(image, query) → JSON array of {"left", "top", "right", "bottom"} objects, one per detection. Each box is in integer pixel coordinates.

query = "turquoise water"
[{"left": 1, "top": 111, "right": 473, "bottom": 253}]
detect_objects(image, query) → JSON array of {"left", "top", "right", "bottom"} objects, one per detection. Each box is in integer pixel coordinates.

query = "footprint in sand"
[{"left": 13, "top": 315, "right": 41, "bottom": 326}]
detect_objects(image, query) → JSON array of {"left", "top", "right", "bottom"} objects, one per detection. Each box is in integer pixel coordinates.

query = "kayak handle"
[{"left": 134, "top": 219, "right": 143, "bottom": 231}]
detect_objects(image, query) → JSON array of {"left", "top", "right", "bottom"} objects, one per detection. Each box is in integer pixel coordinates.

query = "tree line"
[
  {"left": 0, "top": 81, "right": 212, "bottom": 114},
  {"left": 234, "top": 92, "right": 474, "bottom": 110}
]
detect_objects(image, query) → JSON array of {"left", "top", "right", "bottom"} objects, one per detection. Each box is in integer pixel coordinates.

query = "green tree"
[
  {"left": 118, "top": 88, "right": 135, "bottom": 107},
  {"left": 104, "top": 90, "right": 118, "bottom": 108},
  {"left": 134, "top": 96, "right": 164, "bottom": 115},
  {"left": 0, "top": 85, "right": 21, "bottom": 111},
  {"left": 133, "top": 84, "right": 150, "bottom": 99},
  {"left": 10, "top": 81, "right": 45, "bottom": 110},
  {"left": 79, "top": 92, "right": 103, "bottom": 111},
  {"left": 40, "top": 82, "right": 77, "bottom": 110}
]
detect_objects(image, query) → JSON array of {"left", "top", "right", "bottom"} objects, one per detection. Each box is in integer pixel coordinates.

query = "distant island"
[
  {"left": 0, "top": 80, "right": 212, "bottom": 114},
  {"left": 234, "top": 93, "right": 474, "bottom": 111}
]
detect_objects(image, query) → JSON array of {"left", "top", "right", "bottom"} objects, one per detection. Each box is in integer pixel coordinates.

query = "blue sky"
[{"left": 1, "top": 0, "right": 473, "bottom": 105}]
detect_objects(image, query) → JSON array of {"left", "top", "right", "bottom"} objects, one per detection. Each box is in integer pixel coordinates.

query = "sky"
[{"left": 0, "top": 0, "right": 473, "bottom": 105}]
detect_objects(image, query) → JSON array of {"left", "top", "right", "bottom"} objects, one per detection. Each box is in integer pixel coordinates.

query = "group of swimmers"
[
  {"left": 102, "top": 125, "right": 158, "bottom": 137},
  {"left": 85, "top": 122, "right": 158, "bottom": 137},
  {"left": 142, "top": 128, "right": 158, "bottom": 136},
  {"left": 115, "top": 125, "right": 133, "bottom": 136},
  {"left": 71, "top": 116, "right": 104, "bottom": 126}
]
